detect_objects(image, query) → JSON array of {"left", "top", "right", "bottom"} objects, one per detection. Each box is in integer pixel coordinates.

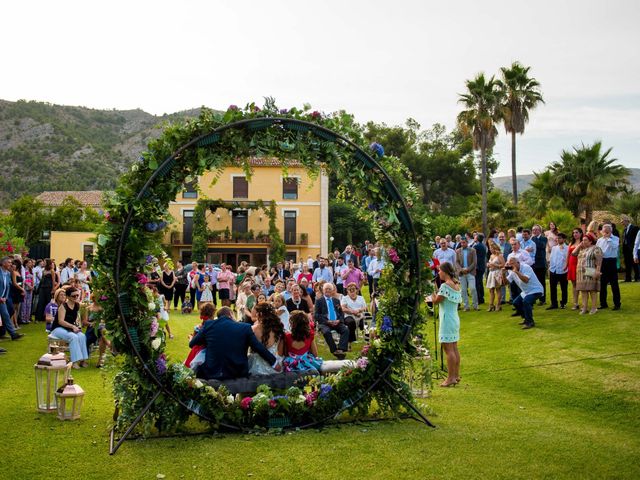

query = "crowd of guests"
[
  {"left": 178, "top": 244, "right": 382, "bottom": 380},
  {"left": 0, "top": 254, "right": 108, "bottom": 366},
  {"left": 431, "top": 217, "right": 637, "bottom": 330},
  {"left": 429, "top": 216, "right": 638, "bottom": 387}
]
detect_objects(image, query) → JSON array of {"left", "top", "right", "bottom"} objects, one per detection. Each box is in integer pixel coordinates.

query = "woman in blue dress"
[{"left": 432, "top": 262, "right": 462, "bottom": 387}]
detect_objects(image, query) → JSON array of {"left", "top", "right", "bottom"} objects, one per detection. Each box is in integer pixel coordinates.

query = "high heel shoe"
[
  {"left": 579, "top": 309, "right": 588, "bottom": 315},
  {"left": 487, "top": 305, "right": 495, "bottom": 312},
  {"left": 589, "top": 308, "right": 597, "bottom": 315},
  {"left": 571, "top": 305, "right": 579, "bottom": 310}
]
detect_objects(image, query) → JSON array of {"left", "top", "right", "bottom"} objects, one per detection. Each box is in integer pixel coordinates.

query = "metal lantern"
[
  {"left": 407, "top": 340, "right": 432, "bottom": 399},
  {"left": 34, "top": 354, "right": 69, "bottom": 413},
  {"left": 56, "top": 376, "right": 85, "bottom": 420}
]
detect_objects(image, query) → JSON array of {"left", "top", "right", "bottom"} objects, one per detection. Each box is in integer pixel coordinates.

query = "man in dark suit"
[
  {"left": 189, "top": 306, "right": 277, "bottom": 380},
  {"left": 473, "top": 234, "right": 487, "bottom": 305},
  {"left": 621, "top": 215, "right": 640, "bottom": 282},
  {"left": 275, "top": 262, "right": 290, "bottom": 282},
  {"left": 314, "top": 283, "right": 348, "bottom": 359},
  {"left": 531, "top": 225, "right": 548, "bottom": 304},
  {"left": 340, "top": 245, "right": 359, "bottom": 268}
]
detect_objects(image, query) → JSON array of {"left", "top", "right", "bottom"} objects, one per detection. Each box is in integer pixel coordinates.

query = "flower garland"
[{"left": 93, "top": 99, "right": 432, "bottom": 434}]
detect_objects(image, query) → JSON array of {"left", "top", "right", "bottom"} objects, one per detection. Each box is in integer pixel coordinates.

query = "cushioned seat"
[{"left": 201, "top": 369, "right": 317, "bottom": 395}]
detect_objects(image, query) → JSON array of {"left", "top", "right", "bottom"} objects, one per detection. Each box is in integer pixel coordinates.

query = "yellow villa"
[{"left": 166, "top": 159, "right": 328, "bottom": 267}]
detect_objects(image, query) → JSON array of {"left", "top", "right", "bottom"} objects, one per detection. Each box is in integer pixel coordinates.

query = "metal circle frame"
[{"left": 114, "top": 116, "right": 422, "bottom": 430}]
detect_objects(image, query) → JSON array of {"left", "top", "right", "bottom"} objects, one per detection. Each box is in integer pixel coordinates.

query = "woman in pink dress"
[{"left": 566, "top": 227, "right": 583, "bottom": 310}]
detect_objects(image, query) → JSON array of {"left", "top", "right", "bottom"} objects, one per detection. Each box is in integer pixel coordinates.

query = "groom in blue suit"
[{"left": 189, "top": 307, "right": 278, "bottom": 380}]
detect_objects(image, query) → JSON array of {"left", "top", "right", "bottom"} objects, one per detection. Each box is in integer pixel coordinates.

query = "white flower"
[
  {"left": 194, "top": 379, "right": 203, "bottom": 388},
  {"left": 227, "top": 395, "right": 235, "bottom": 404},
  {"left": 296, "top": 395, "right": 306, "bottom": 404},
  {"left": 373, "top": 338, "right": 382, "bottom": 348},
  {"left": 148, "top": 302, "right": 157, "bottom": 311},
  {"left": 151, "top": 338, "right": 162, "bottom": 350}
]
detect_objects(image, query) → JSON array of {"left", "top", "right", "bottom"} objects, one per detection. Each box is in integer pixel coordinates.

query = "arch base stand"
[{"left": 108, "top": 377, "right": 435, "bottom": 455}]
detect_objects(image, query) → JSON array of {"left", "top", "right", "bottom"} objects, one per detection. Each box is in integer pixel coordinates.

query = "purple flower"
[
  {"left": 145, "top": 255, "right": 154, "bottom": 265},
  {"left": 319, "top": 384, "right": 332, "bottom": 399},
  {"left": 356, "top": 357, "right": 369, "bottom": 369},
  {"left": 279, "top": 108, "right": 289, "bottom": 114},
  {"left": 388, "top": 248, "right": 400, "bottom": 264},
  {"left": 228, "top": 104, "right": 238, "bottom": 111},
  {"left": 150, "top": 318, "right": 159, "bottom": 337},
  {"left": 156, "top": 354, "right": 167, "bottom": 375},
  {"left": 381, "top": 316, "right": 393, "bottom": 333},
  {"left": 369, "top": 142, "right": 385, "bottom": 158},
  {"left": 99, "top": 295, "right": 109, "bottom": 301}
]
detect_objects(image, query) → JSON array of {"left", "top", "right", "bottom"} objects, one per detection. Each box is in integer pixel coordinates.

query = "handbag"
[{"left": 584, "top": 267, "right": 596, "bottom": 278}]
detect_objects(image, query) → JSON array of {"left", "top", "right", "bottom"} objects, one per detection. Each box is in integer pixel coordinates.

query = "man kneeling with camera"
[{"left": 503, "top": 258, "right": 544, "bottom": 330}]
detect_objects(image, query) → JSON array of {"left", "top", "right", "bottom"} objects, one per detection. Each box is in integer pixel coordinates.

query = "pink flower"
[
  {"left": 388, "top": 248, "right": 400, "bottom": 264},
  {"left": 269, "top": 399, "right": 277, "bottom": 409},
  {"left": 305, "top": 391, "right": 318, "bottom": 406},
  {"left": 356, "top": 357, "right": 369, "bottom": 369},
  {"left": 361, "top": 344, "right": 370, "bottom": 356},
  {"left": 150, "top": 318, "right": 159, "bottom": 337},
  {"left": 136, "top": 273, "right": 148, "bottom": 285},
  {"left": 240, "top": 397, "right": 253, "bottom": 410},
  {"left": 311, "top": 111, "right": 321, "bottom": 119}
]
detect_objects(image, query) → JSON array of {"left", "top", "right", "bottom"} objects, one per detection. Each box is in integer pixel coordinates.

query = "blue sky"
[{"left": 2, "top": 0, "right": 639, "bottom": 177}]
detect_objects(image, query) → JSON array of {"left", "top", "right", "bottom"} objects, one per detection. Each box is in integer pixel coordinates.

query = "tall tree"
[
  {"left": 549, "top": 142, "right": 630, "bottom": 223},
  {"left": 499, "top": 62, "right": 544, "bottom": 204},
  {"left": 457, "top": 73, "right": 503, "bottom": 235}
]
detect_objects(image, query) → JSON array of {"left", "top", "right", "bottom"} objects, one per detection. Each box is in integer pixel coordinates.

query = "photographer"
[{"left": 503, "top": 258, "right": 544, "bottom": 329}]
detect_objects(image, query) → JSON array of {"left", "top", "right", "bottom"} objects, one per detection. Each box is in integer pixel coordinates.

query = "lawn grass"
[{"left": 1, "top": 282, "right": 639, "bottom": 479}]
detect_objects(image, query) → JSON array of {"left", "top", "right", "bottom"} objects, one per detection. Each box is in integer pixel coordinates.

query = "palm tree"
[
  {"left": 549, "top": 142, "right": 630, "bottom": 223},
  {"left": 458, "top": 73, "right": 503, "bottom": 235},
  {"left": 499, "top": 62, "right": 544, "bottom": 204}
]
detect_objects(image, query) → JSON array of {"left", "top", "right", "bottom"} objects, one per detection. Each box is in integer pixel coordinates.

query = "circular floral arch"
[{"left": 94, "top": 100, "right": 431, "bottom": 436}]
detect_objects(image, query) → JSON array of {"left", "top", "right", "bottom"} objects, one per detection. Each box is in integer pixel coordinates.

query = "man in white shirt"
[
  {"left": 312, "top": 258, "right": 333, "bottom": 285},
  {"left": 547, "top": 232, "right": 569, "bottom": 310},
  {"left": 507, "top": 238, "right": 533, "bottom": 302},
  {"left": 596, "top": 224, "right": 621, "bottom": 310},
  {"left": 333, "top": 257, "right": 348, "bottom": 294},
  {"left": 520, "top": 229, "right": 536, "bottom": 262},
  {"left": 504, "top": 258, "right": 544, "bottom": 329},
  {"left": 60, "top": 258, "right": 75, "bottom": 285},
  {"left": 433, "top": 239, "right": 457, "bottom": 268},
  {"left": 367, "top": 248, "right": 385, "bottom": 294}
]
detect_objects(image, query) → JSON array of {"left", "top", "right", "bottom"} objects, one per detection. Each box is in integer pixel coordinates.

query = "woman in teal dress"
[{"left": 432, "top": 262, "right": 462, "bottom": 387}]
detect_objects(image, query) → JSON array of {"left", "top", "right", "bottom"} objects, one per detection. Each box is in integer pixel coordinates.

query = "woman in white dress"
[
  {"left": 248, "top": 303, "right": 284, "bottom": 375},
  {"left": 76, "top": 261, "right": 92, "bottom": 302},
  {"left": 486, "top": 241, "right": 505, "bottom": 311},
  {"left": 198, "top": 274, "right": 214, "bottom": 307}
]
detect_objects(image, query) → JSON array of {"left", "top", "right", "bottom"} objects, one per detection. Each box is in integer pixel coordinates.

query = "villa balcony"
[{"left": 170, "top": 231, "right": 309, "bottom": 246}]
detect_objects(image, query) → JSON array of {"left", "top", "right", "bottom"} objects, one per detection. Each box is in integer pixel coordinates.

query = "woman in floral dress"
[
  {"left": 432, "top": 262, "right": 462, "bottom": 387},
  {"left": 573, "top": 232, "right": 603, "bottom": 315}
]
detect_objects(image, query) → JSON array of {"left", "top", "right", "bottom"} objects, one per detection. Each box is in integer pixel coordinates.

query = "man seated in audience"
[
  {"left": 503, "top": 257, "right": 544, "bottom": 329},
  {"left": 312, "top": 257, "right": 333, "bottom": 285},
  {"left": 314, "top": 283, "right": 348, "bottom": 360},
  {"left": 261, "top": 276, "right": 275, "bottom": 297},
  {"left": 189, "top": 306, "right": 279, "bottom": 380}
]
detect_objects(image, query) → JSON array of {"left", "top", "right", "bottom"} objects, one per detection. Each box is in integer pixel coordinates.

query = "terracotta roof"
[{"left": 36, "top": 191, "right": 106, "bottom": 207}]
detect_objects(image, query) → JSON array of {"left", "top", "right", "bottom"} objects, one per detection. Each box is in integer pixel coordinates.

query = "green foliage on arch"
[{"left": 92, "top": 99, "right": 432, "bottom": 433}]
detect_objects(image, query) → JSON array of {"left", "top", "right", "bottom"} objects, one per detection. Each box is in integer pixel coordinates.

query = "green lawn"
[{"left": 1, "top": 282, "right": 639, "bottom": 479}]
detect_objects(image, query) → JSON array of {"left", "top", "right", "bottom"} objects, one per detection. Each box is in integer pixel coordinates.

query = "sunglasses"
[{"left": 70, "top": 294, "right": 80, "bottom": 298}]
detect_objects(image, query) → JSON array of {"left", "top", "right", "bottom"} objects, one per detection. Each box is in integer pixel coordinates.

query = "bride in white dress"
[{"left": 248, "top": 303, "right": 284, "bottom": 375}]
